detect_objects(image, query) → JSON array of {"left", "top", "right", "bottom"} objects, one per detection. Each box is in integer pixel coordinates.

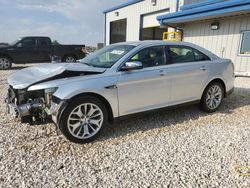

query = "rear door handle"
[
  {"left": 159, "top": 70, "right": 166, "bottom": 76},
  {"left": 200, "top": 66, "right": 207, "bottom": 71}
]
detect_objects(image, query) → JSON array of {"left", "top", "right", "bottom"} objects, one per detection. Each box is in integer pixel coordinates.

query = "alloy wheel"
[
  {"left": 67, "top": 103, "right": 104, "bottom": 139},
  {"left": 65, "top": 56, "right": 75, "bottom": 62},
  {"left": 206, "top": 85, "right": 223, "bottom": 110},
  {"left": 0, "top": 57, "right": 11, "bottom": 69}
]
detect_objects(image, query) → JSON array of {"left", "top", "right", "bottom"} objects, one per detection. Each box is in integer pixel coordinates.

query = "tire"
[
  {"left": 59, "top": 96, "right": 108, "bottom": 143},
  {"left": 63, "top": 55, "right": 76, "bottom": 63},
  {"left": 200, "top": 82, "right": 224, "bottom": 113},
  {"left": 0, "top": 57, "right": 12, "bottom": 70}
]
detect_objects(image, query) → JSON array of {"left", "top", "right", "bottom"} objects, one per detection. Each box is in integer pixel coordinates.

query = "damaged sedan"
[{"left": 6, "top": 41, "right": 235, "bottom": 143}]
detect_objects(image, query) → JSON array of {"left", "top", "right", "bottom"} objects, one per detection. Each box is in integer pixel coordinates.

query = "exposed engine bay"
[{"left": 6, "top": 69, "right": 103, "bottom": 124}]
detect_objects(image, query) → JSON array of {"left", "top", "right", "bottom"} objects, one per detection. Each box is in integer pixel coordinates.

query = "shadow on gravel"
[
  {"left": 99, "top": 87, "right": 250, "bottom": 142},
  {"left": 220, "top": 87, "right": 250, "bottom": 113},
  {"left": 9, "top": 66, "right": 28, "bottom": 70},
  {"left": 7, "top": 63, "right": 42, "bottom": 70}
]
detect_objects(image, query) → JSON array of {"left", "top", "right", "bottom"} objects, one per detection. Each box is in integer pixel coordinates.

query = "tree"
[{"left": 52, "top": 40, "right": 60, "bottom": 45}]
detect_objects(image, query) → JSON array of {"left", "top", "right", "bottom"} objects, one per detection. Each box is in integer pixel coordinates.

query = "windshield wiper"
[{"left": 82, "top": 62, "right": 94, "bottom": 67}]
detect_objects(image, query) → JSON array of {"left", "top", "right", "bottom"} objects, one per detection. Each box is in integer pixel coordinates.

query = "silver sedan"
[{"left": 6, "top": 41, "right": 235, "bottom": 143}]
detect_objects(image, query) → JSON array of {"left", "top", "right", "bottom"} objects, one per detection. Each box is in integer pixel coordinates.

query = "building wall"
[
  {"left": 105, "top": 0, "right": 177, "bottom": 45},
  {"left": 183, "top": 14, "right": 250, "bottom": 76}
]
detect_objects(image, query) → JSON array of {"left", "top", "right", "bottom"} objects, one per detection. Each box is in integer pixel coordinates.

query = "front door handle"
[
  {"left": 105, "top": 85, "right": 117, "bottom": 89},
  {"left": 200, "top": 66, "right": 207, "bottom": 71},
  {"left": 159, "top": 70, "right": 166, "bottom": 76}
]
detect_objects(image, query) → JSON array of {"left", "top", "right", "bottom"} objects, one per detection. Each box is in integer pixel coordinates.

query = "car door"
[
  {"left": 36, "top": 38, "right": 52, "bottom": 62},
  {"left": 11, "top": 38, "right": 38, "bottom": 63},
  {"left": 117, "top": 46, "right": 171, "bottom": 116},
  {"left": 166, "top": 45, "right": 211, "bottom": 105}
]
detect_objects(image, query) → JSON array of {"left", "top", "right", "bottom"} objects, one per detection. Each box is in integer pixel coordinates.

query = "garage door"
[
  {"left": 141, "top": 10, "right": 169, "bottom": 40},
  {"left": 142, "top": 10, "right": 169, "bottom": 28}
]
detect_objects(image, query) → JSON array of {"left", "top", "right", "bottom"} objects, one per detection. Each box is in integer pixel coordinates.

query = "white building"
[{"left": 104, "top": 0, "right": 250, "bottom": 76}]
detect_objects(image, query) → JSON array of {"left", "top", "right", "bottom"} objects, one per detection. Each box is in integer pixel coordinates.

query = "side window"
[
  {"left": 193, "top": 49, "right": 210, "bottom": 61},
  {"left": 169, "top": 46, "right": 195, "bottom": 63},
  {"left": 19, "top": 38, "right": 36, "bottom": 48},
  {"left": 38, "top": 38, "right": 49, "bottom": 47},
  {"left": 169, "top": 46, "right": 210, "bottom": 64},
  {"left": 239, "top": 31, "right": 250, "bottom": 55},
  {"left": 129, "top": 46, "right": 166, "bottom": 68}
]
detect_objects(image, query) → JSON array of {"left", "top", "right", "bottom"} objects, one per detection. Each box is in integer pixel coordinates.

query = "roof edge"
[
  {"left": 157, "top": 0, "right": 250, "bottom": 21},
  {"left": 180, "top": 0, "right": 225, "bottom": 11},
  {"left": 160, "top": 4, "right": 250, "bottom": 24},
  {"left": 103, "top": 0, "right": 142, "bottom": 14}
]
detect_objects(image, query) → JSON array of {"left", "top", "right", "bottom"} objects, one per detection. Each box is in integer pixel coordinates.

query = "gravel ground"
[{"left": 0, "top": 65, "right": 249, "bottom": 187}]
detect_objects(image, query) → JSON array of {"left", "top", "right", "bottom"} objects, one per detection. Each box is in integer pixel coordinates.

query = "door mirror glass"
[{"left": 121, "top": 61, "right": 143, "bottom": 71}]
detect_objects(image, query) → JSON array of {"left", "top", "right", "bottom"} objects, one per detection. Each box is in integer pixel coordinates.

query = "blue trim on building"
[
  {"left": 103, "top": 0, "right": 143, "bottom": 13},
  {"left": 157, "top": 0, "right": 250, "bottom": 23},
  {"left": 162, "top": 5, "right": 250, "bottom": 24}
]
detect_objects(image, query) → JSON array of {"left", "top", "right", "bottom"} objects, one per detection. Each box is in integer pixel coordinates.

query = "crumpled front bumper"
[
  {"left": 5, "top": 96, "right": 43, "bottom": 122},
  {"left": 50, "top": 97, "right": 68, "bottom": 125},
  {"left": 6, "top": 101, "right": 19, "bottom": 119},
  {"left": 5, "top": 87, "right": 68, "bottom": 125}
]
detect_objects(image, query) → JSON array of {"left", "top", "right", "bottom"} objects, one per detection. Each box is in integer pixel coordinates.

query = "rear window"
[
  {"left": 38, "top": 38, "right": 50, "bottom": 47},
  {"left": 169, "top": 46, "right": 210, "bottom": 64}
]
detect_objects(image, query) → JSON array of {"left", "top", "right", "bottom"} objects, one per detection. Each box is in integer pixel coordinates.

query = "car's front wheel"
[
  {"left": 59, "top": 96, "right": 108, "bottom": 143},
  {"left": 200, "top": 82, "right": 224, "bottom": 112}
]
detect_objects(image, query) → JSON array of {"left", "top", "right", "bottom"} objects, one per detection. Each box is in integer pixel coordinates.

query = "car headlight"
[
  {"left": 45, "top": 87, "right": 58, "bottom": 94},
  {"left": 44, "top": 87, "right": 58, "bottom": 105}
]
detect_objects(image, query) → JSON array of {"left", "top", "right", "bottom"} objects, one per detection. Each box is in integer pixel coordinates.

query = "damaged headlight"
[
  {"left": 45, "top": 87, "right": 58, "bottom": 94},
  {"left": 44, "top": 87, "right": 58, "bottom": 106}
]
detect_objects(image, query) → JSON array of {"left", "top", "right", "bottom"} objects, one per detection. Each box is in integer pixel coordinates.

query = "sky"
[{"left": 0, "top": 0, "right": 126, "bottom": 46}]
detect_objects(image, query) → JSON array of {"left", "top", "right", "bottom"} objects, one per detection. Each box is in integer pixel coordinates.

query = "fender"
[{"left": 201, "top": 76, "right": 226, "bottom": 97}]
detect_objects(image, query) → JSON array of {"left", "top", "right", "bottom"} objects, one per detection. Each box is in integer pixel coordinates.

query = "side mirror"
[
  {"left": 120, "top": 61, "right": 143, "bottom": 71},
  {"left": 16, "top": 43, "right": 22, "bottom": 48}
]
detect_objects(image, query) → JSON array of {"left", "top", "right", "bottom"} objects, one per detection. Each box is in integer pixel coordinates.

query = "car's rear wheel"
[
  {"left": 200, "top": 82, "right": 224, "bottom": 112},
  {"left": 63, "top": 55, "right": 76, "bottom": 63},
  {"left": 0, "top": 57, "right": 12, "bottom": 70},
  {"left": 59, "top": 96, "right": 108, "bottom": 143}
]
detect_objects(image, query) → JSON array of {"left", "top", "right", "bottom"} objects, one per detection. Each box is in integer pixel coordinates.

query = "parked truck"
[{"left": 0, "top": 36, "right": 87, "bottom": 69}]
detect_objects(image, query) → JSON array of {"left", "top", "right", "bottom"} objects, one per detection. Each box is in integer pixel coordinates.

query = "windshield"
[
  {"left": 10, "top": 38, "right": 22, "bottom": 46},
  {"left": 80, "top": 44, "right": 135, "bottom": 68}
]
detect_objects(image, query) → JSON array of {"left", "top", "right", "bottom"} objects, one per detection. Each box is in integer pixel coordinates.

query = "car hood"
[{"left": 8, "top": 63, "right": 106, "bottom": 89}]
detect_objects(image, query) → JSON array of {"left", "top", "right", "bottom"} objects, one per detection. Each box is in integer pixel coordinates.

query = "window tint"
[
  {"left": 38, "top": 38, "right": 49, "bottom": 47},
  {"left": 169, "top": 46, "right": 195, "bottom": 63},
  {"left": 240, "top": 31, "right": 250, "bottom": 55},
  {"left": 20, "top": 38, "right": 36, "bottom": 47},
  {"left": 129, "top": 46, "right": 165, "bottom": 68},
  {"left": 193, "top": 49, "right": 209, "bottom": 61},
  {"left": 169, "top": 46, "right": 209, "bottom": 64}
]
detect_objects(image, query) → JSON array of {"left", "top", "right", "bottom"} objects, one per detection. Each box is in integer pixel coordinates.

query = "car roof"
[
  {"left": 21, "top": 36, "right": 50, "bottom": 39},
  {"left": 111, "top": 40, "right": 219, "bottom": 60},
  {"left": 113, "top": 40, "right": 195, "bottom": 47}
]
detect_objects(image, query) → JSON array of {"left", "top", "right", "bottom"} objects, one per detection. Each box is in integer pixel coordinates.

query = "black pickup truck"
[{"left": 0, "top": 36, "right": 86, "bottom": 69}]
